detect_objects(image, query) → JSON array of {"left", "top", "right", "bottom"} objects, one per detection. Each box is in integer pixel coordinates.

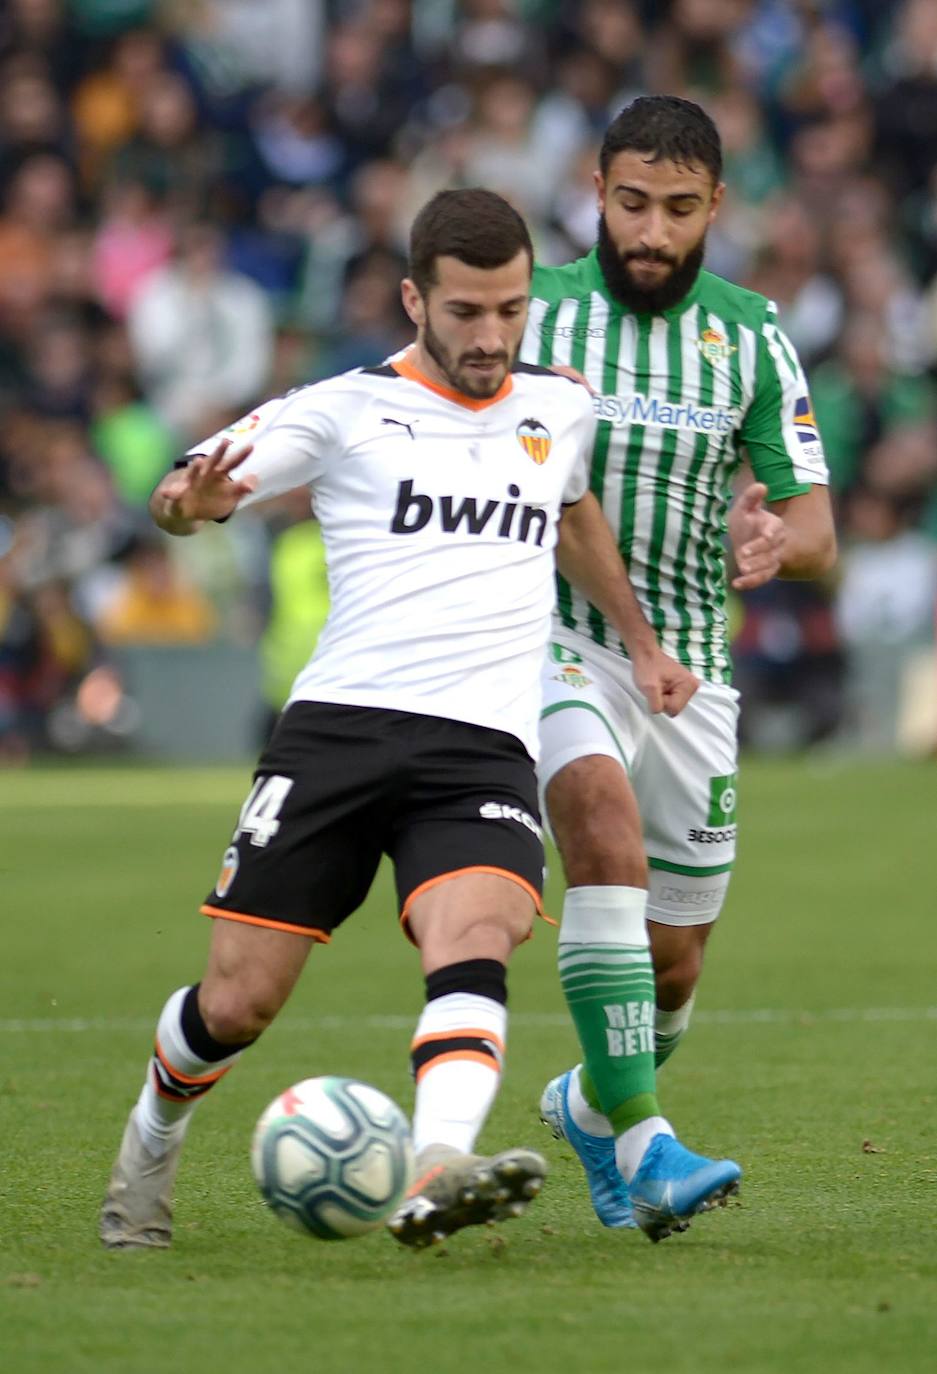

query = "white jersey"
[{"left": 189, "top": 352, "right": 594, "bottom": 758}]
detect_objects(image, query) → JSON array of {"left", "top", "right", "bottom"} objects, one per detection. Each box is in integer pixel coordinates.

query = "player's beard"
[
  {"left": 422, "top": 314, "right": 514, "bottom": 399},
  {"left": 596, "top": 213, "right": 706, "bottom": 313}
]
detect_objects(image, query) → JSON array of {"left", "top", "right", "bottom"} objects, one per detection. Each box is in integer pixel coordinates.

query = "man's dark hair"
[
  {"left": 599, "top": 95, "right": 723, "bottom": 183},
  {"left": 408, "top": 188, "right": 533, "bottom": 296}
]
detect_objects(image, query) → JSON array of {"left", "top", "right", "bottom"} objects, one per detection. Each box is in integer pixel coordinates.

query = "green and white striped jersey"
[{"left": 523, "top": 249, "right": 829, "bottom": 683}]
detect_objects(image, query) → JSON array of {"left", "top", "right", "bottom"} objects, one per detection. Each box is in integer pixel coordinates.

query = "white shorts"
[{"left": 539, "top": 630, "right": 740, "bottom": 927}]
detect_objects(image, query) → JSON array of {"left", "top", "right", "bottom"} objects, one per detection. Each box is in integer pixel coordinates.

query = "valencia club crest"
[{"left": 516, "top": 418, "right": 552, "bottom": 464}]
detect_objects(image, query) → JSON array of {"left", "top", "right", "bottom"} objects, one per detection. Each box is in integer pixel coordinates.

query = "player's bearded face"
[
  {"left": 596, "top": 211, "right": 706, "bottom": 313},
  {"left": 421, "top": 311, "right": 516, "bottom": 399}
]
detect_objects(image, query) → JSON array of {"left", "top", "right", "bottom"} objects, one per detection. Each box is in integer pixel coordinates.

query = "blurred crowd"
[{"left": 2, "top": 0, "right": 936, "bottom": 763}]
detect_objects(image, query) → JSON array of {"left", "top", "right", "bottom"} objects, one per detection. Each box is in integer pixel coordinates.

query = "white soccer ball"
[{"left": 251, "top": 1075, "right": 414, "bottom": 1240}]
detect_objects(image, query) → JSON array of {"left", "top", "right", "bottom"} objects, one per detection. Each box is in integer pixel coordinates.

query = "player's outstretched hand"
[
  {"left": 728, "top": 481, "right": 786, "bottom": 591},
  {"left": 161, "top": 438, "right": 258, "bottom": 524},
  {"left": 631, "top": 648, "right": 700, "bottom": 718}
]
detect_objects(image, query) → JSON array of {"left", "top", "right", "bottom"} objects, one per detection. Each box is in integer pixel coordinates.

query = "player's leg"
[
  {"left": 389, "top": 871, "right": 547, "bottom": 1246},
  {"left": 101, "top": 702, "right": 386, "bottom": 1250},
  {"left": 100, "top": 920, "right": 314, "bottom": 1250},
  {"left": 541, "top": 751, "right": 666, "bottom": 1224},
  {"left": 385, "top": 716, "right": 549, "bottom": 1246},
  {"left": 648, "top": 921, "right": 711, "bottom": 1068},
  {"left": 538, "top": 645, "right": 740, "bottom": 1239},
  {"left": 637, "top": 680, "right": 739, "bottom": 1070}
]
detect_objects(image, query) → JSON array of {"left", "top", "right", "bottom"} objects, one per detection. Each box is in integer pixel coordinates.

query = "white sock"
[
  {"left": 614, "top": 1116, "right": 675, "bottom": 1182},
  {"left": 134, "top": 987, "right": 244, "bottom": 1157},
  {"left": 566, "top": 1064, "right": 613, "bottom": 1137},
  {"left": 656, "top": 993, "right": 696, "bottom": 1065},
  {"left": 410, "top": 992, "right": 506, "bottom": 1156}
]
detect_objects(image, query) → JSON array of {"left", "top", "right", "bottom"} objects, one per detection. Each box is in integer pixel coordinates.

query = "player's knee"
[
  {"left": 547, "top": 759, "right": 644, "bottom": 885},
  {"left": 199, "top": 981, "right": 279, "bottom": 1044}
]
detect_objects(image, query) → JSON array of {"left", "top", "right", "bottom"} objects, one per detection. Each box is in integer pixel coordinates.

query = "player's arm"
[
  {"left": 728, "top": 481, "right": 836, "bottom": 591},
  {"left": 150, "top": 389, "right": 337, "bottom": 537},
  {"left": 733, "top": 310, "right": 837, "bottom": 590},
  {"left": 149, "top": 438, "right": 257, "bottom": 536},
  {"left": 557, "top": 491, "right": 699, "bottom": 717}
]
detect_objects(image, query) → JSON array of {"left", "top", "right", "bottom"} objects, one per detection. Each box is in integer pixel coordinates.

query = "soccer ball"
[{"left": 251, "top": 1076, "right": 414, "bottom": 1240}]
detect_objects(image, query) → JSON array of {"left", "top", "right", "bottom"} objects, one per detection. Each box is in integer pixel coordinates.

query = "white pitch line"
[{"left": 1, "top": 1008, "right": 936, "bottom": 1034}]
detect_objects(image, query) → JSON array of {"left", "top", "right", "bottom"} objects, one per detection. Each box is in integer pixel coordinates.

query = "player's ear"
[
  {"left": 708, "top": 181, "right": 726, "bottom": 222},
  {"left": 593, "top": 169, "right": 605, "bottom": 213},
  {"left": 401, "top": 278, "right": 425, "bottom": 328}
]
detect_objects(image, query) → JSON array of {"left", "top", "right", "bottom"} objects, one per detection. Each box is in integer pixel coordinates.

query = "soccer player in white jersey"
[
  {"left": 522, "top": 96, "right": 836, "bottom": 1232},
  {"left": 99, "top": 187, "right": 739, "bottom": 1253}
]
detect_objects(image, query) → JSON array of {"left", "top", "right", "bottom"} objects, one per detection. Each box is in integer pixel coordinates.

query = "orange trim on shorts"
[
  {"left": 391, "top": 351, "right": 513, "bottom": 410},
  {"left": 154, "top": 1038, "right": 232, "bottom": 1087},
  {"left": 414, "top": 1050, "right": 502, "bottom": 1083},
  {"left": 410, "top": 1027, "right": 506, "bottom": 1056},
  {"left": 399, "top": 865, "right": 544, "bottom": 946},
  {"left": 400, "top": 866, "right": 553, "bottom": 945},
  {"left": 200, "top": 905, "right": 331, "bottom": 943}
]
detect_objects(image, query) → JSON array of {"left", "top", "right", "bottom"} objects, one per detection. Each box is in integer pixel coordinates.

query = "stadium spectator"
[
  {"left": 127, "top": 222, "right": 275, "bottom": 441},
  {"left": 0, "top": 0, "right": 934, "bottom": 762}
]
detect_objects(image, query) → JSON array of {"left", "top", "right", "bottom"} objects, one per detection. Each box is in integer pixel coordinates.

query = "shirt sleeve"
[
  {"left": 740, "top": 304, "right": 830, "bottom": 500},
  {"left": 562, "top": 394, "right": 596, "bottom": 505},
  {"left": 183, "top": 384, "right": 341, "bottom": 508}
]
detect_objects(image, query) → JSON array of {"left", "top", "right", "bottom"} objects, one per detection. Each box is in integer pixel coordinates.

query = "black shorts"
[{"left": 201, "top": 702, "right": 545, "bottom": 942}]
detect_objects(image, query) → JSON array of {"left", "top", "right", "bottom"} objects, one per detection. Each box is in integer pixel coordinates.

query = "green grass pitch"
[{"left": 2, "top": 757, "right": 935, "bottom": 1374}]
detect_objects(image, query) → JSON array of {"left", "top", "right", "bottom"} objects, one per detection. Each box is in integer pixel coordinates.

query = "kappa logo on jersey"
[
  {"left": 516, "top": 418, "right": 552, "bottom": 464},
  {"left": 539, "top": 324, "right": 606, "bottom": 339},
  {"left": 594, "top": 392, "right": 739, "bottom": 435},
  {"left": 697, "top": 328, "right": 737, "bottom": 364},
  {"left": 479, "top": 801, "right": 543, "bottom": 839},
  {"left": 552, "top": 663, "right": 592, "bottom": 689},
  {"left": 390, "top": 479, "right": 549, "bottom": 545}
]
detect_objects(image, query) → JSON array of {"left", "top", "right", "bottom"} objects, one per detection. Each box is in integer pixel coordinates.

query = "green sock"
[
  {"left": 655, "top": 993, "right": 696, "bottom": 1070},
  {"left": 558, "top": 886, "right": 660, "bottom": 1134}
]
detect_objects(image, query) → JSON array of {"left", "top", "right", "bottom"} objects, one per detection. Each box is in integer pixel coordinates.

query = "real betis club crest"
[
  {"left": 697, "top": 328, "right": 737, "bottom": 364},
  {"left": 549, "top": 642, "right": 591, "bottom": 688}
]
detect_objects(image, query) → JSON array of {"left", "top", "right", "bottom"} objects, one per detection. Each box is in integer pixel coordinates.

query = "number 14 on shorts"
[{"left": 235, "top": 775, "right": 294, "bottom": 847}]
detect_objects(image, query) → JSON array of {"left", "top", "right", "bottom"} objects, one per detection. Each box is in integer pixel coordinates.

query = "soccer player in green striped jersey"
[{"left": 529, "top": 96, "right": 836, "bottom": 1235}]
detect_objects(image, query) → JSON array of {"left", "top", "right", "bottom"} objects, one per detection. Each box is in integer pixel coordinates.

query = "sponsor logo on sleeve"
[
  {"left": 794, "top": 395, "right": 824, "bottom": 461},
  {"left": 224, "top": 411, "right": 262, "bottom": 438}
]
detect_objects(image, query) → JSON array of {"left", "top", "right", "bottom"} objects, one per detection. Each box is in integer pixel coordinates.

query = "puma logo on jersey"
[
  {"left": 381, "top": 416, "right": 416, "bottom": 439},
  {"left": 390, "top": 480, "right": 549, "bottom": 545}
]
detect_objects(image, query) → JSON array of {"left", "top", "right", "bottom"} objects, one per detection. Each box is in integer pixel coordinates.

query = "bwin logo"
[{"left": 390, "top": 480, "right": 549, "bottom": 545}]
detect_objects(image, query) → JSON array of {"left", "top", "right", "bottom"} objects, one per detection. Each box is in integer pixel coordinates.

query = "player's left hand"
[
  {"left": 728, "top": 481, "right": 786, "bottom": 591},
  {"left": 631, "top": 648, "right": 700, "bottom": 718}
]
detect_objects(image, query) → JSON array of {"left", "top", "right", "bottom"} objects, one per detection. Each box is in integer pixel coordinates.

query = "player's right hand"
[
  {"left": 162, "top": 438, "right": 258, "bottom": 523},
  {"left": 549, "top": 364, "right": 595, "bottom": 394},
  {"left": 631, "top": 648, "right": 700, "bottom": 718}
]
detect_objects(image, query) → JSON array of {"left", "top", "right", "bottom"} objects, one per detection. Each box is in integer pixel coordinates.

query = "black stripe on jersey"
[{"left": 359, "top": 364, "right": 400, "bottom": 377}]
